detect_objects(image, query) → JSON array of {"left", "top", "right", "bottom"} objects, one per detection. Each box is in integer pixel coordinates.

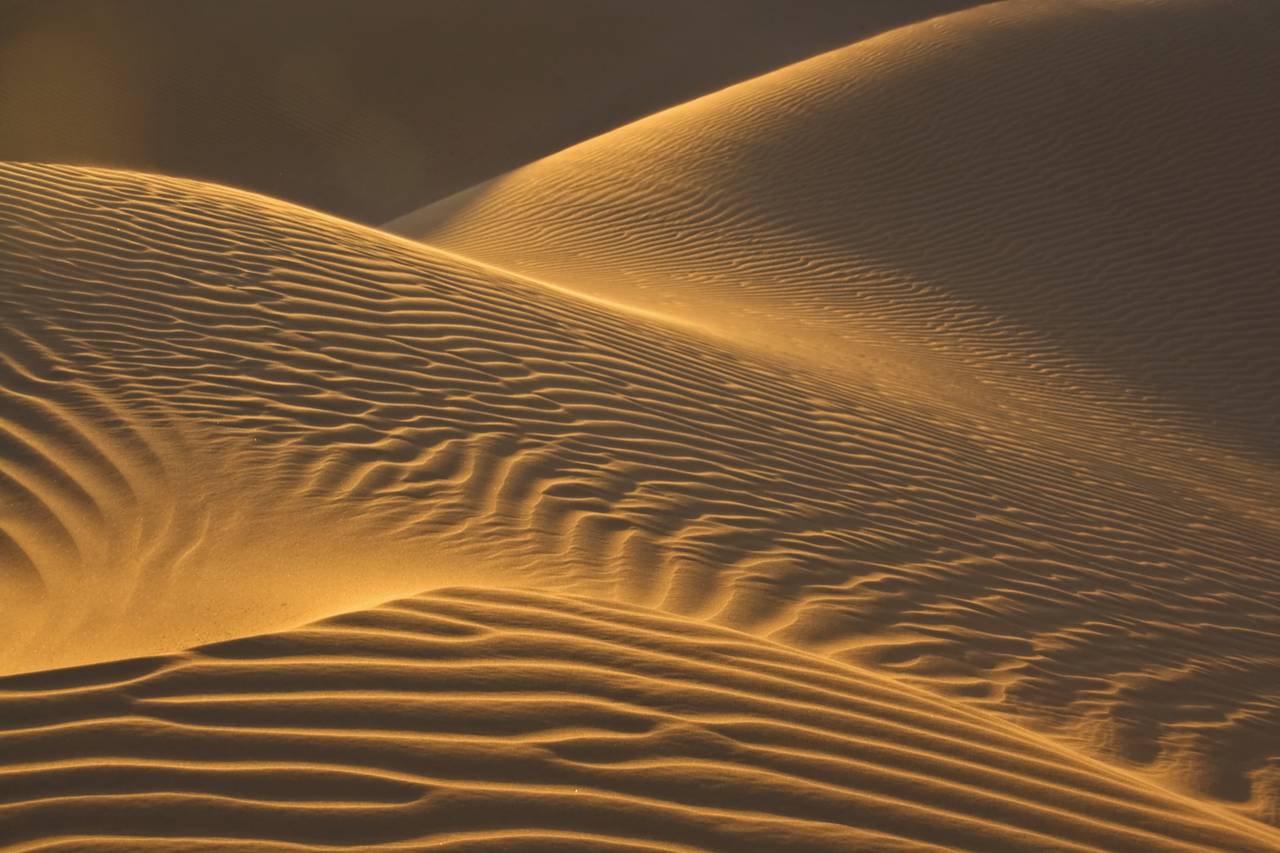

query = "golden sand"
[{"left": 2, "top": 1, "right": 1279, "bottom": 849}]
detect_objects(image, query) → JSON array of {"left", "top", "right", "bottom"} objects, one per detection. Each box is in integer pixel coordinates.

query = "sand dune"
[
  {"left": 387, "top": 0, "right": 1280, "bottom": 820},
  {"left": 3, "top": 0, "right": 1280, "bottom": 848},
  {"left": 4, "top": 147, "right": 1280, "bottom": 837},
  {"left": 392, "top": 0, "right": 1280, "bottom": 458},
  {"left": 0, "top": 0, "right": 980, "bottom": 223},
  {"left": 4, "top": 587, "right": 1278, "bottom": 851}
]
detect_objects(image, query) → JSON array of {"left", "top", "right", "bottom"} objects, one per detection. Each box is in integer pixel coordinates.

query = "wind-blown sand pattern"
[
  {"left": 3, "top": 588, "right": 1278, "bottom": 852},
  {"left": 391, "top": 0, "right": 1280, "bottom": 821},
  {"left": 2, "top": 0, "right": 1280, "bottom": 849},
  {"left": 393, "top": 0, "right": 1280, "bottom": 457}
]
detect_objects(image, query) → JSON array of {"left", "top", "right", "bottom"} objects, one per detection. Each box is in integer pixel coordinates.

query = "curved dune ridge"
[
  {"left": 3, "top": 152, "right": 1280, "bottom": 839},
  {"left": 2, "top": 587, "right": 1278, "bottom": 852},
  {"left": 1, "top": 0, "right": 1280, "bottom": 845},
  {"left": 391, "top": 0, "right": 1280, "bottom": 459}
]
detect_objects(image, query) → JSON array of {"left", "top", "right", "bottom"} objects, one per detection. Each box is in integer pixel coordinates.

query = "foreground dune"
[
  {"left": 0, "top": 0, "right": 980, "bottom": 222},
  {"left": 3, "top": 0, "right": 1280, "bottom": 847},
  {"left": 3, "top": 587, "right": 1277, "bottom": 851}
]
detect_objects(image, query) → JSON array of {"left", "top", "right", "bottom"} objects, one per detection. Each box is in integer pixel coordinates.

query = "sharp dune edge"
[{"left": 1, "top": 1, "right": 1279, "bottom": 850}]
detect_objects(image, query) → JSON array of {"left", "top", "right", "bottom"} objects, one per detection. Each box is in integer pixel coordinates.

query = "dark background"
[{"left": 0, "top": 1, "right": 980, "bottom": 223}]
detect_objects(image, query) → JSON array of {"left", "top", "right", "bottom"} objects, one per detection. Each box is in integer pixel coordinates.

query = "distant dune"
[
  {"left": 392, "top": 0, "right": 1280, "bottom": 459},
  {"left": 2, "top": 0, "right": 1280, "bottom": 849},
  {"left": 0, "top": 0, "right": 979, "bottom": 223}
]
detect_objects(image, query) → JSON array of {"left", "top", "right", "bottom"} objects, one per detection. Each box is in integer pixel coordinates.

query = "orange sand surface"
[{"left": 2, "top": 1, "right": 1279, "bottom": 850}]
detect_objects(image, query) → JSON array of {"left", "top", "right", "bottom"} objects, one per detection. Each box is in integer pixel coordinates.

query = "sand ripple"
[
  {"left": 2, "top": 0, "right": 1280, "bottom": 845},
  {"left": 2, "top": 588, "right": 1276, "bottom": 851}
]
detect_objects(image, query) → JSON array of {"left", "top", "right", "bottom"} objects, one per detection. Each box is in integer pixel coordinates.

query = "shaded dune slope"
[
  {"left": 0, "top": 0, "right": 982, "bottom": 223},
  {"left": 393, "top": 0, "right": 1280, "bottom": 459},
  {"left": 3, "top": 587, "right": 1278, "bottom": 852},
  {"left": 3, "top": 161, "right": 1280, "bottom": 825}
]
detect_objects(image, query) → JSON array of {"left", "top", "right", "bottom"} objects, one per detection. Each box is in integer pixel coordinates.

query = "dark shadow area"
[{"left": 0, "top": 0, "right": 982, "bottom": 223}]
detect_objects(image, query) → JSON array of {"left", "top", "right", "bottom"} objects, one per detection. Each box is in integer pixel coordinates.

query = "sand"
[
  {"left": 391, "top": 0, "right": 1280, "bottom": 458},
  {"left": 2, "top": 0, "right": 1279, "bottom": 850},
  {"left": 3, "top": 588, "right": 1276, "bottom": 851}
]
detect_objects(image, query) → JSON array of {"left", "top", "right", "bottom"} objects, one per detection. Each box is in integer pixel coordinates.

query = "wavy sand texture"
[
  {"left": 3, "top": 152, "right": 1280, "bottom": 835},
  {"left": 3, "top": 587, "right": 1279, "bottom": 852},
  {"left": 0, "top": 0, "right": 981, "bottom": 223},
  {"left": 392, "top": 0, "right": 1280, "bottom": 459},
  {"left": 386, "top": 0, "right": 1280, "bottom": 820}
]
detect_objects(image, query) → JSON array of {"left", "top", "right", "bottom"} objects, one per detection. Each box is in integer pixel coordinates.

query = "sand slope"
[
  {"left": 3, "top": 150, "right": 1280, "bottom": 839},
  {"left": 3, "top": 587, "right": 1277, "bottom": 852},
  {"left": 392, "top": 0, "right": 1280, "bottom": 459},
  {"left": 0, "top": 0, "right": 980, "bottom": 223},
  {"left": 3, "top": 2, "right": 1280, "bottom": 842},
  {"left": 387, "top": 0, "right": 1280, "bottom": 820}
]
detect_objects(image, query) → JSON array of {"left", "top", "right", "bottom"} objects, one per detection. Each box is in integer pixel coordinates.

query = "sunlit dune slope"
[
  {"left": 392, "top": 0, "right": 1280, "bottom": 459},
  {"left": 3, "top": 587, "right": 1278, "bottom": 852},
  {"left": 3, "top": 159, "right": 1280, "bottom": 826},
  {"left": 0, "top": 0, "right": 981, "bottom": 223}
]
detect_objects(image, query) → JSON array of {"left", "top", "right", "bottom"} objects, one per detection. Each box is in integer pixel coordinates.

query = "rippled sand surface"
[{"left": 2, "top": 0, "right": 1279, "bottom": 849}]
